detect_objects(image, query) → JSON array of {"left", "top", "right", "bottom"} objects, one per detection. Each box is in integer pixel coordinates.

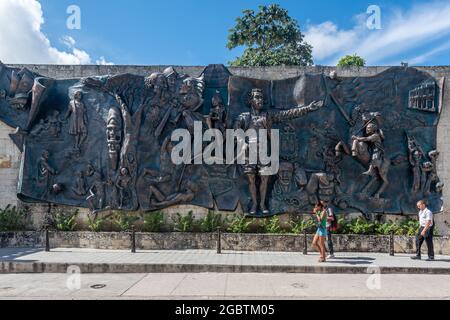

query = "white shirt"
[
  {"left": 325, "top": 207, "right": 334, "bottom": 228},
  {"left": 419, "top": 208, "right": 433, "bottom": 227}
]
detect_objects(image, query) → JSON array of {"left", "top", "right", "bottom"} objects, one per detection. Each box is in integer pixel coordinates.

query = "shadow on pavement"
[
  {"left": 325, "top": 256, "right": 375, "bottom": 265},
  {"left": 325, "top": 260, "right": 373, "bottom": 265},
  {"left": 0, "top": 248, "right": 42, "bottom": 261},
  {"left": 331, "top": 256, "right": 376, "bottom": 261}
]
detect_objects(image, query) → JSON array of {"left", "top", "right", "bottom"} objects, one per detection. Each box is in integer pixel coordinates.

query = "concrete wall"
[
  {"left": 0, "top": 124, "right": 21, "bottom": 206},
  {"left": 1, "top": 64, "right": 449, "bottom": 233},
  {"left": 435, "top": 76, "right": 450, "bottom": 235}
]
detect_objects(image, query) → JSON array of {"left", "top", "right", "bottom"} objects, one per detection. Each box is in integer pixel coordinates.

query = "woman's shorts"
[{"left": 316, "top": 227, "right": 327, "bottom": 237}]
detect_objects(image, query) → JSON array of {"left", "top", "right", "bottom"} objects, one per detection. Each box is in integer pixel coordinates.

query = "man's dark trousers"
[
  {"left": 416, "top": 224, "right": 434, "bottom": 258},
  {"left": 327, "top": 229, "right": 334, "bottom": 255}
]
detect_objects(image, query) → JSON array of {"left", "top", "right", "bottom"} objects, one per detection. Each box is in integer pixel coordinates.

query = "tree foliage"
[
  {"left": 337, "top": 54, "right": 366, "bottom": 67},
  {"left": 227, "top": 4, "right": 313, "bottom": 67}
]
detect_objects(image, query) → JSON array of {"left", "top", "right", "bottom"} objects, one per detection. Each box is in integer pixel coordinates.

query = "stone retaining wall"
[{"left": 1, "top": 231, "right": 449, "bottom": 255}]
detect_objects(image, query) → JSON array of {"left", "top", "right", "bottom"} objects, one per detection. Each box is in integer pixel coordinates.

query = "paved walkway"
[
  {"left": 1, "top": 273, "right": 450, "bottom": 299},
  {"left": 1, "top": 248, "right": 450, "bottom": 274}
]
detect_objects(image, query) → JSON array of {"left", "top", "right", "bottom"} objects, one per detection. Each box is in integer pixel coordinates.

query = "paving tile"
[
  {"left": 122, "top": 273, "right": 187, "bottom": 297},
  {"left": 226, "top": 274, "right": 276, "bottom": 297},
  {"left": 170, "top": 273, "right": 227, "bottom": 297}
]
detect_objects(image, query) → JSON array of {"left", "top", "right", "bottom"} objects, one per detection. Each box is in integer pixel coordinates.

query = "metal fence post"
[
  {"left": 216, "top": 227, "right": 222, "bottom": 254},
  {"left": 303, "top": 229, "right": 308, "bottom": 255},
  {"left": 131, "top": 225, "right": 136, "bottom": 253},
  {"left": 45, "top": 226, "right": 50, "bottom": 252},
  {"left": 389, "top": 230, "right": 395, "bottom": 256}
]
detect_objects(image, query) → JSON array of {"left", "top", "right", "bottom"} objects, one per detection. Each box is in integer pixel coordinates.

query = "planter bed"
[{"left": 1, "top": 231, "right": 449, "bottom": 254}]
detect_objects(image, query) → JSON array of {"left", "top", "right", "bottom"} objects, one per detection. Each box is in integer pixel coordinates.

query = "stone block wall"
[{"left": 0, "top": 64, "right": 449, "bottom": 234}]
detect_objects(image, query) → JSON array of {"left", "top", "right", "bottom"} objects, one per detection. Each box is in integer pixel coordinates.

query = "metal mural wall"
[{"left": 0, "top": 62, "right": 444, "bottom": 218}]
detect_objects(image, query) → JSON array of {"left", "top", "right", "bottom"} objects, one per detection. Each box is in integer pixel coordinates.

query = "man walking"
[{"left": 411, "top": 200, "right": 435, "bottom": 261}]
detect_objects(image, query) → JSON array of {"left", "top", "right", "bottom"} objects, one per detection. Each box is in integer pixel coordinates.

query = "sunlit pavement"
[
  {"left": 1, "top": 248, "right": 450, "bottom": 274},
  {"left": 1, "top": 273, "right": 450, "bottom": 299},
  {"left": 1, "top": 248, "right": 450, "bottom": 299}
]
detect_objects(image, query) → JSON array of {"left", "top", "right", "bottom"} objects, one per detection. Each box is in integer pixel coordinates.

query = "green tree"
[
  {"left": 337, "top": 54, "right": 366, "bottom": 67},
  {"left": 227, "top": 4, "right": 313, "bottom": 67}
]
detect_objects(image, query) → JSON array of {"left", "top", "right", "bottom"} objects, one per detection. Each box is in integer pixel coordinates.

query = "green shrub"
[
  {"left": 396, "top": 219, "right": 420, "bottom": 236},
  {"left": 335, "top": 217, "right": 424, "bottom": 236},
  {"left": 351, "top": 218, "right": 376, "bottom": 235},
  {"left": 289, "top": 217, "right": 315, "bottom": 234},
  {"left": 226, "top": 214, "right": 254, "bottom": 233},
  {"left": 335, "top": 218, "right": 371, "bottom": 235},
  {"left": 54, "top": 209, "right": 78, "bottom": 231},
  {"left": 0, "top": 205, "right": 27, "bottom": 231},
  {"left": 87, "top": 215, "right": 109, "bottom": 232},
  {"left": 171, "top": 211, "right": 197, "bottom": 232},
  {"left": 143, "top": 211, "right": 165, "bottom": 232},
  {"left": 199, "top": 210, "right": 223, "bottom": 232},
  {"left": 261, "top": 216, "right": 282, "bottom": 234},
  {"left": 335, "top": 218, "right": 348, "bottom": 234},
  {"left": 112, "top": 212, "right": 139, "bottom": 231},
  {"left": 374, "top": 221, "right": 399, "bottom": 235}
]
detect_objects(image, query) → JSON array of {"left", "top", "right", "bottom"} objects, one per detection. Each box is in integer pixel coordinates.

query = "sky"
[{"left": 1, "top": 0, "right": 450, "bottom": 66}]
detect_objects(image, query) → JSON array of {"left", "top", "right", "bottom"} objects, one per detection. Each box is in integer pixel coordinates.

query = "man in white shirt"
[{"left": 411, "top": 200, "right": 435, "bottom": 261}]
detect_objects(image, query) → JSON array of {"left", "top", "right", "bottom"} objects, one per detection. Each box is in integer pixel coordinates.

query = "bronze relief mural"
[{"left": 0, "top": 62, "right": 444, "bottom": 218}]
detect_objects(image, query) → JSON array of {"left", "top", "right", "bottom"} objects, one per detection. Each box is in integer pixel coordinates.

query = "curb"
[{"left": 2, "top": 262, "right": 450, "bottom": 274}]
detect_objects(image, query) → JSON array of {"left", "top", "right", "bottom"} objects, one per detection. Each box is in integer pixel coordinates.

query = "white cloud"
[
  {"left": 304, "top": 21, "right": 362, "bottom": 61},
  {"left": 304, "top": 2, "right": 450, "bottom": 65},
  {"left": 62, "top": 35, "right": 76, "bottom": 48},
  {"left": 96, "top": 56, "right": 114, "bottom": 66},
  {"left": 408, "top": 40, "right": 450, "bottom": 65},
  {"left": 0, "top": 0, "right": 112, "bottom": 65}
]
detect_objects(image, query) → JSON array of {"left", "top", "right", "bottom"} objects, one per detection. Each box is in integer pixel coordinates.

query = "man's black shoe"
[
  {"left": 426, "top": 257, "right": 435, "bottom": 261},
  {"left": 410, "top": 256, "right": 421, "bottom": 260}
]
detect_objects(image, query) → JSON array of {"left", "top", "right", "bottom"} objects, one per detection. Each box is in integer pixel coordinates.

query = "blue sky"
[{"left": 1, "top": 0, "right": 450, "bottom": 66}]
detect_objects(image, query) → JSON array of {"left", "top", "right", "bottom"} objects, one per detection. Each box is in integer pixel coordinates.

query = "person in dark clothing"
[{"left": 321, "top": 200, "right": 336, "bottom": 259}]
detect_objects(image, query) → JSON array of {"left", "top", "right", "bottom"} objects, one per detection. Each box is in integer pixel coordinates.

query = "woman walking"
[{"left": 312, "top": 203, "right": 327, "bottom": 262}]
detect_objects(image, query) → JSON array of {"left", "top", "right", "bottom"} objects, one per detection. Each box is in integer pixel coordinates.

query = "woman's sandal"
[{"left": 318, "top": 258, "right": 326, "bottom": 263}]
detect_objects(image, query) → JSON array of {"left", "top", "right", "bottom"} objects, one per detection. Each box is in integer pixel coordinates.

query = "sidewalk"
[{"left": 1, "top": 248, "right": 450, "bottom": 274}]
